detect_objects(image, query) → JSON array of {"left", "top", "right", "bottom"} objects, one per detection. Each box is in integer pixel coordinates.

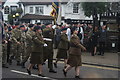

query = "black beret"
[
  {"left": 34, "top": 26, "right": 41, "bottom": 31},
  {"left": 45, "top": 22, "right": 51, "bottom": 26},
  {"left": 4, "top": 23, "right": 7, "bottom": 26},
  {"left": 61, "top": 28, "right": 67, "bottom": 31},
  {"left": 8, "top": 27, "right": 12, "bottom": 31},
  {"left": 37, "top": 22, "right": 41, "bottom": 25},
  {"left": 19, "top": 25, "right": 25, "bottom": 28},
  {"left": 29, "top": 24, "right": 34, "bottom": 28}
]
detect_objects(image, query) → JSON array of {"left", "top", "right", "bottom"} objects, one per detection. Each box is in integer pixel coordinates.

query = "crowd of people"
[{"left": 1, "top": 21, "right": 107, "bottom": 79}]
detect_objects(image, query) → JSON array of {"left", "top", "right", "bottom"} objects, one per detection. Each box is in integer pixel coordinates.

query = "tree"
[{"left": 81, "top": 2, "right": 108, "bottom": 32}]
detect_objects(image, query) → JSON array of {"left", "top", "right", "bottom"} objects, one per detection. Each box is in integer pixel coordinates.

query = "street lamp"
[
  {"left": 15, "top": 13, "right": 19, "bottom": 22},
  {"left": 15, "top": 13, "right": 19, "bottom": 17},
  {"left": 12, "top": 15, "right": 15, "bottom": 18}
]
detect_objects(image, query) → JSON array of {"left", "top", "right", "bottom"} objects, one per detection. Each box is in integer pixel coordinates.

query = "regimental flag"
[
  {"left": 50, "top": 1, "right": 59, "bottom": 24},
  {"left": 57, "top": 2, "right": 61, "bottom": 25}
]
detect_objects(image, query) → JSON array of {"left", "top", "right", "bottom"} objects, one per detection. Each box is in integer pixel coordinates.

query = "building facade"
[{"left": 3, "top": 0, "right": 92, "bottom": 24}]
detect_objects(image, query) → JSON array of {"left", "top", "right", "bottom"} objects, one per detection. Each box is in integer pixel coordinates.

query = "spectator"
[{"left": 98, "top": 25, "right": 107, "bottom": 56}]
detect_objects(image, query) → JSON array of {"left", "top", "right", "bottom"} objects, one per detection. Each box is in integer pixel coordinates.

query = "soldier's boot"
[
  {"left": 2, "top": 64, "right": 9, "bottom": 68},
  {"left": 17, "top": 61, "right": 21, "bottom": 66},
  {"left": 21, "top": 62, "right": 25, "bottom": 68},
  {"left": 9, "top": 59, "right": 12, "bottom": 65}
]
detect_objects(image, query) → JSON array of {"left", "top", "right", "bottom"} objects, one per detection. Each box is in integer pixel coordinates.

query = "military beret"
[
  {"left": 29, "top": 24, "right": 34, "bottom": 28},
  {"left": 8, "top": 27, "right": 12, "bottom": 31},
  {"left": 4, "top": 23, "right": 7, "bottom": 26},
  {"left": 45, "top": 22, "right": 51, "bottom": 26},
  {"left": 37, "top": 22, "right": 41, "bottom": 25},
  {"left": 19, "top": 25, "right": 25, "bottom": 28},
  {"left": 34, "top": 26, "right": 41, "bottom": 31},
  {"left": 61, "top": 28, "right": 67, "bottom": 31}
]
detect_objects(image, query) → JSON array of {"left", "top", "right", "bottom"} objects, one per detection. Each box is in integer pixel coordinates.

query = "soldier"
[
  {"left": 54, "top": 28, "right": 69, "bottom": 68},
  {"left": 26, "top": 26, "right": 46, "bottom": 77},
  {"left": 21, "top": 24, "right": 34, "bottom": 68},
  {"left": 19, "top": 25, "right": 27, "bottom": 68},
  {"left": 63, "top": 29, "right": 86, "bottom": 79},
  {"left": 43, "top": 23, "right": 57, "bottom": 73},
  {"left": 2, "top": 23, "right": 8, "bottom": 68},
  {"left": 11, "top": 22, "right": 22, "bottom": 66}
]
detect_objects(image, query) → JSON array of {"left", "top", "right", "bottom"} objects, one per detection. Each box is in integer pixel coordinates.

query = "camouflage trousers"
[
  {"left": 21, "top": 45, "right": 32, "bottom": 63},
  {"left": 2, "top": 43, "right": 7, "bottom": 65},
  {"left": 10, "top": 43, "right": 22, "bottom": 62}
]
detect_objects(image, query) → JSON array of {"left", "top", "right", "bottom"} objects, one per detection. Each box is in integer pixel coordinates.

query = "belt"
[{"left": 43, "top": 38, "right": 52, "bottom": 41}]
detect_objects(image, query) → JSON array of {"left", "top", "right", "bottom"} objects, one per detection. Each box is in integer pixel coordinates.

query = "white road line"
[{"left": 11, "top": 70, "right": 57, "bottom": 80}]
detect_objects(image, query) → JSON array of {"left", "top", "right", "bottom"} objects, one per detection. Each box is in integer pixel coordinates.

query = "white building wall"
[{"left": 3, "top": 0, "right": 92, "bottom": 22}]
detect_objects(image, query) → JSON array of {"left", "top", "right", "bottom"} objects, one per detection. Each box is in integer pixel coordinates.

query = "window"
[
  {"left": 4, "top": 6, "right": 9, "bottom": 14},
  {"left": 35, "top": 6, "right": 44, "bottom": 14},
  {"left": 73, "top": 3, "right": 79, "bottom": 13},
  {"left": 29, "top": 7, "right": 33, "bottom": 13},
  {"left": 10, "top": 6, "right": 17, "bottom": 14}
]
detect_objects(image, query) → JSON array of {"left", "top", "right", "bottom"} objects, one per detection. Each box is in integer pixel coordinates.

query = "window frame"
[
  {"left": 29, "top": 7, "right": 33, "bottom": 13},
  {"left": 73, "top": 3, "right": 79, "bottom": 14}
]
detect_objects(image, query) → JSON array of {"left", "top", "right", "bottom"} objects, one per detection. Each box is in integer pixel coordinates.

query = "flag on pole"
[
  {"left": 57, "top": 2, "right": 61, "bottom": 25},
  {"left": 50, "top": 0, "right": 59, "bottom": 25}
]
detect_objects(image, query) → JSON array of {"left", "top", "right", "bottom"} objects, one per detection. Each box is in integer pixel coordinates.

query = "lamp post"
[
  {"left": 12, "top": 14, "right": 16, "bottom": 24},
  {"left": 15, "top": 13, "right": 19, "bottom": 22}
]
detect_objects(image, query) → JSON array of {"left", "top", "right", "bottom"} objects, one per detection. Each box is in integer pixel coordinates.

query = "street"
[{"left": 2, "top": 59, "right": 120, "bottom": 79}]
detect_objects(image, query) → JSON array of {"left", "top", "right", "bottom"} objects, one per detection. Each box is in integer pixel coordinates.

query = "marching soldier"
[
  {"left": 43, "top": 23, "right": 57, "bottom": 73},
  {"left": 11, "top": 22, "right": 22, "bottom": 66},
  {"left": 27, "top": 26, "right": 46, "bottom": 77},
  {"left": 21, "top": 24, "right": 34, "bottom": 68},
  {"left": 19, "top": 25, "right": 27, "bottom": 68},
  {"left": 2, "top": 23, "right": 8, "bottom": 68},
  {"left": 54, "top": 28, "right": 69, "bottom": 68},
  {"left": 63, "top": 29, "right": 86, "bottom": 79}
]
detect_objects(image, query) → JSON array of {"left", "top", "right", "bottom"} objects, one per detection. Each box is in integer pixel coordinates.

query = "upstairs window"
[
  {"left": 29, "top": 7, "right": 33, "bottom": 13},
  {"left": 73, "top": 3, "right": 79, "bottom": 13},
  {"left": 35, "top": 6, "right": 44, "bottom": 14},
  {"left": 10, "top": 6, "right": 17, "bottom": 14},
  {"left": 4, "top": 6, "right": 9, "bottom": 14}
]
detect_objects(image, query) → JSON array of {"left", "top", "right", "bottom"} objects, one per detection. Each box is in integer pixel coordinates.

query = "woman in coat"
[
  {"left": 63, "top": 29, "right": 86, "bottom": 79},
  {"left": 54, "top": 28, "right": 69, "bottom": 68},
  {"left": 26, "top": 26, "right": 47, "bottom": 77}
]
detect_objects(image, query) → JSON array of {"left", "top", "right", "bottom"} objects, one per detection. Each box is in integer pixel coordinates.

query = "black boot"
[
  {"left": 2, "top": 64, "right": 9, "bottom": 68},
  {"left": 75, "top": 76, "right": 81, "bottom": 79},
  {"left": 38, "top": 74, "right": 45, "bottom": 77},
  {"left": 49, "top": 69, "right": 57, "bottom": 73},
  {"left": 54, "top": 63, "right": 57, "bottom": 68},
  {"left": 27, "top": 69, "right": 31, "bottom": 75},
  {"left": 62, "top": 69, "right": 67, "bottom": 77},
  {"left": 9, "top": 59, "right": 12, "bottom": 65},
  {"left": 21, "top": 62, "right": 25, "bottom": 68},
  {"left": 17, "top": 61, "right": 21, "bottom": 66}
]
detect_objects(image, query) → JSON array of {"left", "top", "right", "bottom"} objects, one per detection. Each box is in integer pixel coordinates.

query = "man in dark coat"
[
  {"left": 98, "top": 25, "right": 107, "bottom": 56},
  {"left": 43, "top": 23, "right": 57, "bottom": 73}
]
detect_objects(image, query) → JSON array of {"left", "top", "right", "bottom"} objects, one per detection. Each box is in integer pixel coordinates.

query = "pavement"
[{"left": 54, "top": 49, "right": 120, "bottom": 68}]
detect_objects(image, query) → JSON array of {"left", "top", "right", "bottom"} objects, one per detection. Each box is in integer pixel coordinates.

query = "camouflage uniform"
[
  {"left": 11, "top": 28, "right": 22, "bottom": 65},
  {"left": 21, "top": 31, "right": 27, "bottom": 64},
  {"left": 21, "top": 28, "right": 35, "bottom": 64}
]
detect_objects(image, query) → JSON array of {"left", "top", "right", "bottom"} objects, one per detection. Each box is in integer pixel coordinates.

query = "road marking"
[
  {"left": 11, "top": 70, "right": 57, "bottom": 80},
  {"left": 57, "top": 61, "right": 120, "bottom": 71}
]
